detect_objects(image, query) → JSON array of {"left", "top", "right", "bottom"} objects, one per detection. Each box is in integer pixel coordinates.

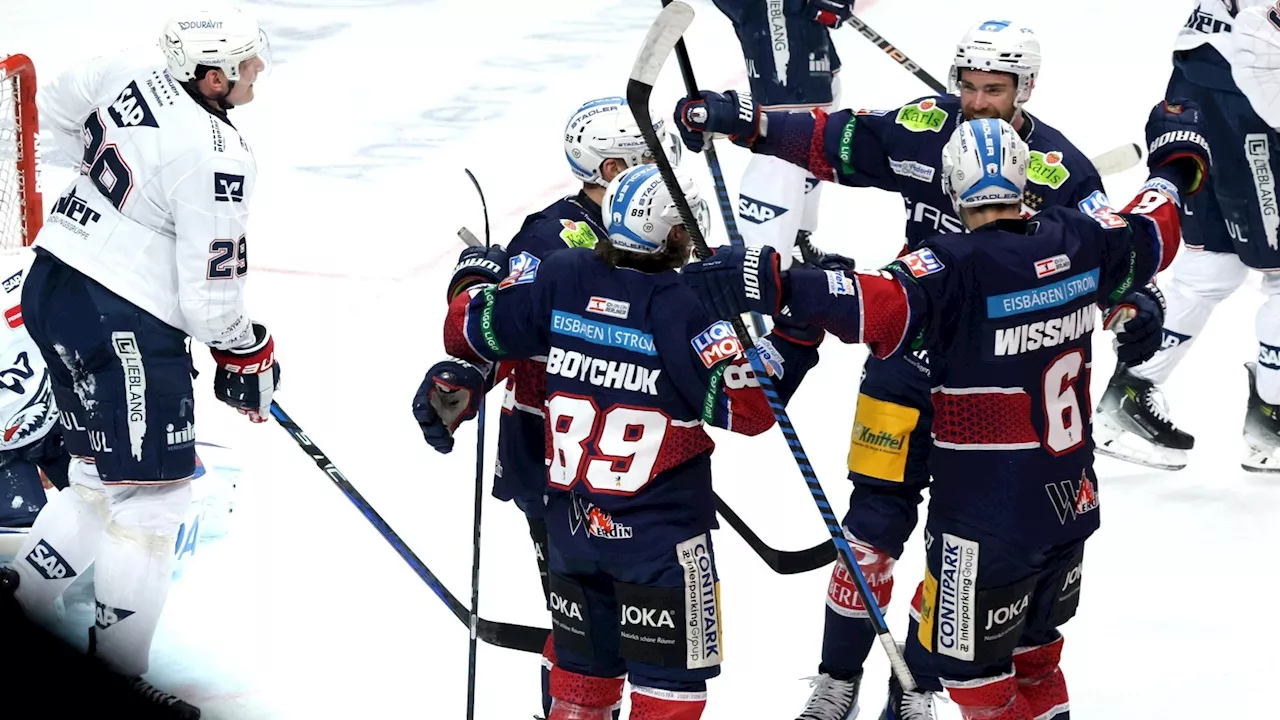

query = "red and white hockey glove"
[
  {"left": 210, "top": 322, "right": 280, "bottom": 423},
  {"left": 826, "top": 533, "right": 895, "bottom": 618}
]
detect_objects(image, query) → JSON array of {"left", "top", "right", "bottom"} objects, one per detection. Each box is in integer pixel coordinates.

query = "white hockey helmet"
[
  {"left": 602, "top": 164, "right": 709, "bottom": 254},
  {"left": 941, "top": 118, "right": 1028, "bottom": 211},
  {"left": 564, "top": 97, "right": 681, "bottom": 187},
  {"left": 949, "top": 20, "right": 1041, "bottom": 106},
  {"left": 160, "top": 4, "right": 271, "bottom": 82}
]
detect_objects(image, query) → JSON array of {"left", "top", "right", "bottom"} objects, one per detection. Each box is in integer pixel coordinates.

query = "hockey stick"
[
  {"left": 461, "top": 168, "right": 489, "bottom": 720},
  {"left": 269, "top": 401, "right": 549, "bottom": 654},
  {"left": 454, "top": 228, "right": 832, "bottom": 574},
  {"left": 843, "top": 13, "right": 946, "bottom": 94},
  {"left": 659, "top": 0, "right": 767, "bottom": 339},
  {"left": 628, "top": 1, "right": 916, "bottom": 690}
]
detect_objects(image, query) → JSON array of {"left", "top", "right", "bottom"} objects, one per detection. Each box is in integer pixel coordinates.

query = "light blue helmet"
[
  {"left": 602, "top": 164, "right": 709, "bottom": 254},
  {"left": 941, "top": 117, "right": 1028, "bottom": 211},
  {"left": 563, "top": 97, "right": 681, "bottom": 186}
]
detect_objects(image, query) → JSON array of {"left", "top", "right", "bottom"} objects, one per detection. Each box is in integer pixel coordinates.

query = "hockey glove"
[
  {"left": 210, "top": 323, "right": 279, "bottom": 423},
  {"left": 673, "top": 90, "right": 764, "bottom": 153},
  {"left": 1145, "top": 98, "right": 1211, "bottom": 197},
  {"left": 682, "top": 243, "right": 785, "bottom": 320},
  {"left": 1104, "top": 284, "right": 1165, "bottom": 366},
  {"left": 791, "top": 0, "right": 856, "bottom": 28},
  {"left": 772, "top": 305, "right": 824, "bottom": 346},
  {"left": 447, "top": 244, "right": 509, "bottom": 302},
  {"left": 413, "top": 357, "right": 491, "bottom": 454}
]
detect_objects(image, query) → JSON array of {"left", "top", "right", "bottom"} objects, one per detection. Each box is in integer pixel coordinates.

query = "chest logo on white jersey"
[
  {"left": 2, "top": 271, "right": 22, "bottom": 294},
  {"left": 214, "top": 173, "right": 245, "bottom": 203},
  {"left": 108, "top": 82, "right": 159, "bottom": 129}
]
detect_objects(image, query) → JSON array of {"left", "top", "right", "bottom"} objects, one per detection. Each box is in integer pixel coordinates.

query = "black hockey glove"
[
  {"left": 412, "top": 357, "right": 491, "bottom": 454},
  {"left": 673, "top": 90, "right": 764, "bottom": 153},
  {"left": 210, "top": 322, "right": 279, "bottom": 423},
  {"left": 682, "top": 243, "right": 786, "bottom": 320},
  {"left": 1105, "top": 284, "right": 1166, "bottom": 366},
  {"left": 447, "top": 244, "right": 509, "bottom": 302},
  {"left": 1145, "top": 98, "right": 1211, "bottom": 198}
]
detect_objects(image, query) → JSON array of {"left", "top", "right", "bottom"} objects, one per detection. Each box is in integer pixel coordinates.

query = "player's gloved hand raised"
[
  {"left": 412, "top": 357, "right": 490, "bottom": 454},
  {"left": 682, "top": 243, "right": 785, "bottom": 320},
  {"left": 210, "top": 322, "right": 279, "bottom": 423},
  {"left": 447, "top": 244, "right": 509, "bottom": 301},
  {"left": 1104, "top": 284, "right": 1166, "bottom": 366},
  {"left": 1145, "top": 98, "right": 1211, "bottom": 197},
  {"left": 790, "top": 0, "right": 856, "bottom": 28},
  {"left": 673, "top": 90, "right": 764, "bottom": 153}
]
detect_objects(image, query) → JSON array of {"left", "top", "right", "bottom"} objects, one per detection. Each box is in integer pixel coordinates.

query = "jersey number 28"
[{"left": 547, "top": 393, "right": 669, "bottom": 495}]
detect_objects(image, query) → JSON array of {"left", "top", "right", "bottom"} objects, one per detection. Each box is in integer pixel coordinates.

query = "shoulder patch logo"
[
  {"left": 902, "top": 248, "right": 945, "bottom": 278},
  {"left": 499, "top": 252, "right": 541, "bottom": 289},
  {"left": 559, "top": 219, "right": 599, "bottom": 249},
  {"left": 1027, "top": 150, "right": 1072, "bottom": 189},
  {"left": 586, "top": 296, "right": 630, "bottom": 319},
  {"left": 1034, "top": 254, "right": 1071, "bottom": 279},
  {"left": 108, "top": 81, "right": 159, "bottom": 129},
  {"left": 895, "top": 99, "right": 949, "bottom": 133}
]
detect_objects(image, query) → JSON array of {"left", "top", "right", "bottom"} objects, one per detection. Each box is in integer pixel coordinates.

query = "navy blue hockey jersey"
[
  {"left": 491, "top": 191, "right": 607, "bottom": 517},
  {"left": 785, "top": 182, "right": 1183, "bottom": 546},
  {"left": 445, "top": 248, "right": 815, "bottom": 558},
  {"left": 759, "top": 95, "right": 1106, "bottom": 248}
]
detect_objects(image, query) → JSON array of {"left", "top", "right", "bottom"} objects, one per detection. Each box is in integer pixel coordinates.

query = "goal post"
[{"left": 1, "top": 54, "right": 42, "bottom": 249}]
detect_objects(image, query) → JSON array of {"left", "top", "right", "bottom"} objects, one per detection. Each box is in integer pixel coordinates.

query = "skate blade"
[
  {"left": 1241, "top": 440, "right": 1280, "bottom": 473},
  {"left": 1094, "top": 436, "right": 1188, "bottom": 471}
]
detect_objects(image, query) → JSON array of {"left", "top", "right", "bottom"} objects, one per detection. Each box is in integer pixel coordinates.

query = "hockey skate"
[
  {"left": 878, "top": 671, "right": 937, "bottom": 720},
  {"left": 1094, "top": 363, "right": 1194, "bottom": 471},
  {"left": 795, "top": 672, "right": 862, "bottom": 720},
  {"left": 1242, "top": 362, "right": 1280, "bottom": 473}
]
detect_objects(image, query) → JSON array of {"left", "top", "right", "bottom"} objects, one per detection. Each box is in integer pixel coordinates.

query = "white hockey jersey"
[
  {"left": 1176, "top": 1, "right": 1280, "bottom": 130},
  {"left": 34, "top": 49, "right": 258, "bottom": 351},
  {"left": 0, "top": 248, "right": 57, "bottom": 453}
]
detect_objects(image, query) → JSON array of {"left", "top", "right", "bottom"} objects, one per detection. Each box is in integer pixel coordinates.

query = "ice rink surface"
[{"left": 4, "top": 0, "right": 1278, "bottom": 717}]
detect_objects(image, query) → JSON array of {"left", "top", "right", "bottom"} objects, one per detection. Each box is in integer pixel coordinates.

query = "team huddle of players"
[
  {"left": 411, "top": 4, "right": 1229, "bottom": 720},
  {"left": 0, "top": 1, "right": 1269, "bottom": 719}
]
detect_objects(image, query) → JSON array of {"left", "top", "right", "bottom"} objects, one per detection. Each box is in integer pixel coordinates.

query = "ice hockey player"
[
  {"left": 412, "top": 95, "right": 679, "bottom": 719},
  {"left": 708, "top": 0, "right": 855, "bottom": 265},
  {"left": 1095, "top": 0, "right": 1280, "bottom": 473},
  {"left": 0, "top": 6, "right": 279, "bottom": 717},
  {"left": 0, "top": 246, "right": 69, "bottom": 533},
  {"left": 680, "top": 107, "right": 1209, "bottom": 720},
  {"left": 418, "top": 163, "right": 819, "bottom": 720},
  {"left": 673, "top": 19, "right": 1111, "bottom": 718}
]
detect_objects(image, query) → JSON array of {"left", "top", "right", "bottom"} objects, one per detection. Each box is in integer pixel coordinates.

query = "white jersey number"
[
  {"left": 1043, "top": 349, "right": 1088, "bottom": 455},
  {"left": 81, "top": 110, "right": 134, "bottom": 211},
  {"left": 547, "top": 394, "right": 669, "bottom": 495}
]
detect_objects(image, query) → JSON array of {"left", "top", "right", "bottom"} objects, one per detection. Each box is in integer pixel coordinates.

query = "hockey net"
[{"left": 0, "top": 54, "right": 42, "bottom": 250}]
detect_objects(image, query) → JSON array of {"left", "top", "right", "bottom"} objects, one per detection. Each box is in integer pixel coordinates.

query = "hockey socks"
[
  {"left": 548, "top": 667, "right": 623, "bottom": 720},
  {"left": 1130, "top": 250, "right": 1246, "bottom": 385},
  {"left": 90, "top": 481, "right": 191, "bottom": 677},
  {"left": 1014, "top": 637, "right": 1069, "bottom": 720},
  {"left": 944, "top": 674, "right": 1034, "bottom": 720},
  {"left": 629, "top": 686, "right": 707, "bottom": 720},
  {"left": 11, "top": 463, "right": 109, "bottom": 627}
]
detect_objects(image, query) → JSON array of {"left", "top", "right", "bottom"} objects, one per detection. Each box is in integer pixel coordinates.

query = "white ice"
[{"left": 3, "top": 0, "right": 1277, "bottom": 717}]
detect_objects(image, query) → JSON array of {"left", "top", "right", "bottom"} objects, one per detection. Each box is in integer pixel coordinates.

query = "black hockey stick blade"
[
  {"left": 715, "top": 493, "right": 835, "bottom": 574},
  {"left": 269, "top": 401, "right": 549, "bottom": 654}
]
